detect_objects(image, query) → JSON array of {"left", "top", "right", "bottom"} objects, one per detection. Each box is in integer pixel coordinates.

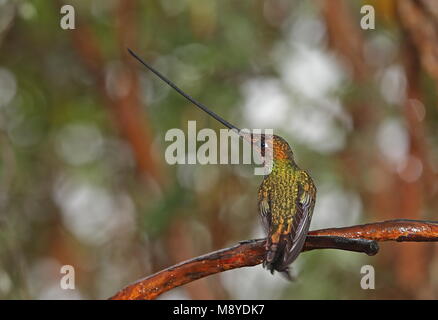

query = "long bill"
[{"left": 128, "top": 48, "right": 242, "bottom": 134}]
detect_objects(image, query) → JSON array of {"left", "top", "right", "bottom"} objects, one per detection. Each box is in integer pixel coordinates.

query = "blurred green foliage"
[{"left": 0, "top": 0, "right": 437, "bottom": 299}]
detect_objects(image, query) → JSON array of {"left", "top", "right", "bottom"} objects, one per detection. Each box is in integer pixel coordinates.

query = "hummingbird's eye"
[{"left": 260, "top": 136, "right": 266, "bottom": 149}]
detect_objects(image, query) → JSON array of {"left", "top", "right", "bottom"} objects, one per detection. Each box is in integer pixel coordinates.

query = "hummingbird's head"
[
  {"left": 242, "top": 133, "right": 294, "bottom": 161},
  {"left": 271, "top": 135, "right": 294, "bottom": 161}
]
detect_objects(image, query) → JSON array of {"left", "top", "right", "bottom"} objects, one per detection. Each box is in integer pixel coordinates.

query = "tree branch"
[{"left": 109, "top": 219, "right": 438, "bottom": 300}]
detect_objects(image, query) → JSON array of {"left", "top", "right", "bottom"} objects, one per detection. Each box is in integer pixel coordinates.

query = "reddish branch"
[{"left": 110, "top": 219, "right": 438, "bottom": 300}]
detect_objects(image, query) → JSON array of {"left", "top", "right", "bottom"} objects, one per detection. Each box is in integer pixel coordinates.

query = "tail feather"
[
  {"left": 263, "top": 230, "right": 306, "bottom": 279},
  {"left": 264, "top": 258, "right": 294, "bottom": 281},
  {"left": 264, "top": 238, "right": 287, "bottom": 274}
]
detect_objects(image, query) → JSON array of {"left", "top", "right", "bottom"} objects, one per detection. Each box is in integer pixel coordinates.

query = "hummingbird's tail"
[
  {"left": 263, "top": 242, "right": 278, "bottom": 274},
  {"left": 263, "top": 224, "right": 308, "bottom": 279},
  {"left": 263, "top": 241, "right": 293, "bottom": 281},
  {"left": 263, "top": 239, "right": 289, "bottom": 274}
]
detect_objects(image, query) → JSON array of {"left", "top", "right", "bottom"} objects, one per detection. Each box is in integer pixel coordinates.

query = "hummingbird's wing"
[
  {"left": 258, "top": 178, "right": 272, "bottom": 234},
  {"left": 278, "top": 170, "right": 316, "bottom": 270}
]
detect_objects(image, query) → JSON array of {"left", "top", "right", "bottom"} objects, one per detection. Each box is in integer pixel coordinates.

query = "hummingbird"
[{"left": 128, "top": 48, "right": 317, "bottom": 277}]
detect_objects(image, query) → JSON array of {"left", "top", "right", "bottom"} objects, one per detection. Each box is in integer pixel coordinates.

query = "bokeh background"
[{"left": 0, "top": 0, "right": 438, "bottom": 299}]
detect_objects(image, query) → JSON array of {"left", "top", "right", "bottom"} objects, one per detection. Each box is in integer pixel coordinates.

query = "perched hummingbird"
[{"left": 128, "top": 49, "right": 316, "bottom": 276}]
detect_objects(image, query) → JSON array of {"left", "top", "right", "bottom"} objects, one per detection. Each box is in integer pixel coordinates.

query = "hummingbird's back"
[{"left": 258, "top": 144, "right": 316, "bottom": 275}]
